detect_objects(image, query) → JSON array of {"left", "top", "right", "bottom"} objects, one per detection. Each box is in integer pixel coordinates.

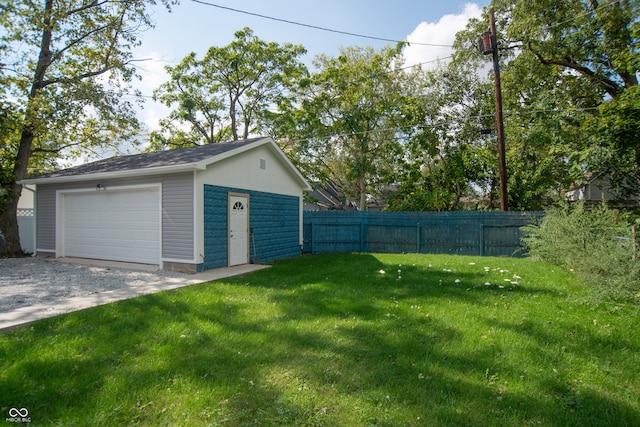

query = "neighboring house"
[
  {"left": 567, "top": 172, "right": 640, "bottom": 206},
  {"left": 19, "top": 137, "right": 312, "bottom": 272},
  {"left": 304, "top": 181, "right": 358, "bottom": 211}
]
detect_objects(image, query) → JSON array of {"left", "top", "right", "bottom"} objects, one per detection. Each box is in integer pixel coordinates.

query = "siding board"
[
  {"left": 35, "top": 173, "right": 196, "bottom": 261},
  {"left": 36, "top": 189, "right": 56, "bottom": 251},
  {"left": 204, "top": 185, "right": 301, "bottom": 269},
  {"left": 162, "top": 173, "right": 194, "bottom": 260}
]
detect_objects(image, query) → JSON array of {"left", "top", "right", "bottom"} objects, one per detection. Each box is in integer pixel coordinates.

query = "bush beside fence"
[{"left": 303, "top": 211, "right": 544, "bottom": 257}]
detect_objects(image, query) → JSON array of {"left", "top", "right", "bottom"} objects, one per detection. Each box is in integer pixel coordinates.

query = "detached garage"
[{"left": 20, "top": 137, "right": 311, "bottom": 272}]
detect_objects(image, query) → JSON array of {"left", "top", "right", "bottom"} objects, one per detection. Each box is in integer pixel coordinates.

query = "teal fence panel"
[{"left": 303, "top": 211, "right": 543, "bottom": 257}]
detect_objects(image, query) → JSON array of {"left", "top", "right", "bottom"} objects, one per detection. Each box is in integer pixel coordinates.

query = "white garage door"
[{"left": 62, "top": 188, "right": 161, "bottom": 264}]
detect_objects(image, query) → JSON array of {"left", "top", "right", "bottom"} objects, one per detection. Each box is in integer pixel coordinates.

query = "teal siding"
[
  {"left": 203, "top": 185, "right": 301, "bottom": 270},
  {"left": 303, "top": 211, "right": 544, "bottom": 257}
]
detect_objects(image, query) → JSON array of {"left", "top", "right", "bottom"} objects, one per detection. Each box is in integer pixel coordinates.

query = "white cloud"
[{"left": 403, "top": 3, "right": 482, "bottom": 70}]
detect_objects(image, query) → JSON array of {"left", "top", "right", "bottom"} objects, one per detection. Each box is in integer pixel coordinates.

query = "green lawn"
[{"left": 1, "top": 253, "right": 639, "bottom": 426}]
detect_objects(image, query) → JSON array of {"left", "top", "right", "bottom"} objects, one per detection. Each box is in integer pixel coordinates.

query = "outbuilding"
[{"left": 20, "top": 137, "right": 311, "bottom": 272}]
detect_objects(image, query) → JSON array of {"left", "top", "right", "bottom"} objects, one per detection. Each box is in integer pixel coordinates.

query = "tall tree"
[
  {"left": 0, "top": 0, "right": 173, "bottom": 256},
  {"left": 497, "top": 0, "right": 640, "bottom": 196},
  {"left": 500, "top": 0, "right": 638, "bottom": 99},
  {"left": 271, "top": 45, "right": 422, "bottom": 210},
  {"left": 453, "top": 0, "right": 639, "bottom": 206},
  {"left": 150, "top": 27, "right": 307, "bottom": 149},
  {"left": 388, "top": 62, "right": 497, "bottom": 211}
]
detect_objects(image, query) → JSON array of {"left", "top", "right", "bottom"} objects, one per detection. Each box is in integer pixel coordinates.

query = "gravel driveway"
[{"left": 0, "top": 257, "right": 186, "bottom": 313}]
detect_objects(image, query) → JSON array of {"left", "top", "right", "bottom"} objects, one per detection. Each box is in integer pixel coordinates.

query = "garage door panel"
[{"left": 62, "top": 189, "right": 160, "bottom": 264}]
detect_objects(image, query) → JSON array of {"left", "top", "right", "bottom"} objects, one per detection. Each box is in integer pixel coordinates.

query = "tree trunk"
[
  {"left": 358, "top": 173, "right": 367, "bottom": 211},
  {"left": 0, "top": 182, "right": 24, "bottom": 256},
  {"left": 0, "top": 0, "right": 53, "bottom": 256},
  {"left": 229, "top": 94, "right": 238, "bottom": 141}
]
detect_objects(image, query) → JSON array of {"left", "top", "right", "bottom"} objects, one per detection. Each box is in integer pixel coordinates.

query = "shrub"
[{"left": 522, "top": 201, "right": 639, "bottom": 301}]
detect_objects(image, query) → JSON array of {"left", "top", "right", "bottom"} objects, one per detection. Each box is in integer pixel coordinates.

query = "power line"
[
  {"left": 545, "top": 0, "right": 619, "bottom": 30},
  {"left": 189, "top": 0, "right": 453, "bottom": 48}
]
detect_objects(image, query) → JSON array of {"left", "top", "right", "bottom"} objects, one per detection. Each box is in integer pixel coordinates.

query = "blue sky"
[{"left": 132, "top": 0, "right": 490, "bottom": 132}]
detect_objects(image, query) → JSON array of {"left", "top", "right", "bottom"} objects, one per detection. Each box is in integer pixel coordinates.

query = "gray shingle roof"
[{"left": 36, "top": 137, "right": 265, "bottom": 179}]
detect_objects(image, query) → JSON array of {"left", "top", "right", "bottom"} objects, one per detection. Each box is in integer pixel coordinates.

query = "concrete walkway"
[{"left": 0, "top": 262, "right": 269, "bottom": 333}]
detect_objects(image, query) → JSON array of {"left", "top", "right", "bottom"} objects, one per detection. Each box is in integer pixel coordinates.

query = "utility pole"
[{"left": 479, "top": 8, "right": 508, "bottom": 211}]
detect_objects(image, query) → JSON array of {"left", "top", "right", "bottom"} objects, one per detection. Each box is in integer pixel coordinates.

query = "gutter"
[{"left": 18, "top": 163, "right": 205, "bottom": 185}]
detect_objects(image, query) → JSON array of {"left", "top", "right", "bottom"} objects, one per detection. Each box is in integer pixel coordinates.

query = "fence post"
[
  {"left": 310, "top": 221, "right": 315, "bottom": 255},
  {"left": 416, "top": 223, "right": 421, "bottom": 253},
  {"left": 479, "top": 224, "right": 485, "bottom": 256}
]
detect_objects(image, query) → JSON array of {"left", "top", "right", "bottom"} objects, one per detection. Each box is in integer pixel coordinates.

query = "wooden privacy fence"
[{"left": 303, "top": 211, "right": 544, "bottom": 257}]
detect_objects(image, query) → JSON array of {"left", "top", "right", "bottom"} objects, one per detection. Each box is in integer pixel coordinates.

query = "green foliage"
[
  {"left": 584, "top": 85, "right": 640, "bottom": 195},
  {"left": 387, "top": 61, "right": 498, "bottom": 211},
  {"left": 151, "top": 27, "right": 307, "bottom": 149},
  {"left": 270, "top": 45, "right": 420, "bottom": 210},
  {"left": 452, "top": 0, "right": 640, "bottom": 209},
  {"left": 522, "top": 201, "right": 639, "bottom": 301},
  {"left": 0, "top": 0, "right": 170, "bottom": 169},
  {"left": 494, "top": 0, "right": 639, "bottom": 98},
  {"left": 386, "top": 185, "right": 454, "bottom": 212},
  {"left": 1, "top": 253, "right": 639, "bottom": 425}
]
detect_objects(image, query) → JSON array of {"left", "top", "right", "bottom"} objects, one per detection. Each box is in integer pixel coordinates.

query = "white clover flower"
[
  {"left": 455, "top": 279, "right": 461, "bottom": 284},
  {"left": 484, "top": 282, "right": 491, "bottom": 286},
  {"left": 379, "top": 270, "right": 386, "bottom": 274}
]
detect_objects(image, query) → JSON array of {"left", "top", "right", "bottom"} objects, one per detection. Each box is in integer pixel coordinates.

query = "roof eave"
[{"left": 18, "top": 163, "right": 203, "bottom": 185}]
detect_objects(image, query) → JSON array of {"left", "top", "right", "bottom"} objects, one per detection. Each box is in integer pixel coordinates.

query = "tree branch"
[
  {"left": 528, "top": 43, "right": 621, "bottom": 98},
  {"left": 43, "top": 4, "right": 131, "bottom": 88}
]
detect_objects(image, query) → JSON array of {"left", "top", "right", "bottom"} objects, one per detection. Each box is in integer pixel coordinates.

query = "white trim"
[
  {"left": 55, "top": 183, "right": 162, "bottom": 195},
  {"left": 192, "top": 171, "right": 200, "bottom": 264},
  {"left": 194, "top": 173, "right": 205, "bottom": 265},
  {"left": 20, "top": 164, "right": 204, "bottom": 185},
  {"left": 157, "top": 183, "right": 163, "bottom": 264},
  {"left": 227, "top": 192, "right": 250, "bottom": 267}
]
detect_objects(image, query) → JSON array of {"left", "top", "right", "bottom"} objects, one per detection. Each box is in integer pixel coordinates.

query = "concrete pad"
[{"left": 0, "top": 263, "right": 270, "bottom": 333}]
